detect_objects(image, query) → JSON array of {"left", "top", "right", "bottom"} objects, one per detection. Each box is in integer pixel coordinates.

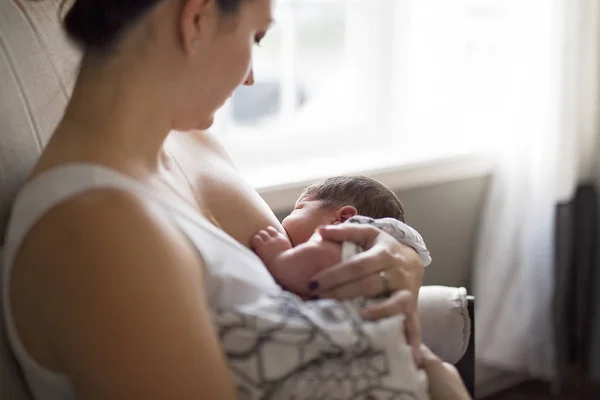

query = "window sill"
[{"left": 244, "top": 149, "right": 498, "bottom": 213}]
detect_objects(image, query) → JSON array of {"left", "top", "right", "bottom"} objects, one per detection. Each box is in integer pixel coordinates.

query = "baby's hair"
[{"left": 301, "top": 176, "right": 406, "bottom": 223}]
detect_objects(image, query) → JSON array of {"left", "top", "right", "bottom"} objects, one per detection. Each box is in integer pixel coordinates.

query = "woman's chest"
[
  {"left": 172, "top": 214, "right": 280, "bottom": 308},
  {"left": 198, "top": 161, "right": 281, "bottom": 248},
  {"left": 168, "top": 132, "right": 284, "bottom": 249}
]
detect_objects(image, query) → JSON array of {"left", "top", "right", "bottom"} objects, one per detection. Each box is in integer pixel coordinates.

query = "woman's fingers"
[
  {"left": 420, "top": 345, "right": 470, "bottom": 400},
  {"left": 406, "top": 310, "right": 423, "bottom": 367},
  {"left": 314, "top": 266, "right": 408, "bottom": 299},
  {"left": 313, "top": 268, "right": 389, "bottom": 299},
  {"left": 317, "top": 224, "right": 380, "bottom": 248},
  {"left": 361, "top": 290, "right": 422, "bottom": 367},
  {"left": 310, "top": 248, "right": 400, "bottom": 293},
  {"left": 359, "top": 289, "right": 411, "bottom": 320},
  {"left": 311, "top": 226, "right": 422, "bottom": 298},
  {"left": 420, "top": 345, "right": 446, "bottom": 372}
]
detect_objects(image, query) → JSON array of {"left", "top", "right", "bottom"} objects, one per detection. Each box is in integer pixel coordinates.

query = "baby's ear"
[{"left": 335, "top": 205, "right": 358, "bottom": 223}]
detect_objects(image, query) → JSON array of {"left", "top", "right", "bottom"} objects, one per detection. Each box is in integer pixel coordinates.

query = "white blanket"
[{"left": 216, "top": 292, "right": 429, "bottom": 400}]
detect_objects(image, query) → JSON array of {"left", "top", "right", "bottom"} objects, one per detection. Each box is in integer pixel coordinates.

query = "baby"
[
  {"left": 226, "top": 176, "right": 433, "bottom": 398},
  {"left": 251, "top": 175, "right": 431, "bottom": 298}
]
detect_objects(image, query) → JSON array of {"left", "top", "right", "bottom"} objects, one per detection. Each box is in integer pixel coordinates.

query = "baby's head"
[{"left": 282, "top": 176, "right": 405, "bottom": 246}]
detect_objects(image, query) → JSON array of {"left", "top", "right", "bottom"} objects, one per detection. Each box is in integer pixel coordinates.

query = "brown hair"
[
  {"left": 61, "top": 0, "right": 249, "bottom": 53},
  {"left": 301, "top": 176, "right": 406, "bottom": 222}
]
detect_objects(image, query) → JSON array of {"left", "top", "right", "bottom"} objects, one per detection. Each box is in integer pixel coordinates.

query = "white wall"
[{"left": 397, "top": 176, "right": 490, "bottom": 291}]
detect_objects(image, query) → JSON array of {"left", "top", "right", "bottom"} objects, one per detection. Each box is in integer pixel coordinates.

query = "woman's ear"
[
  {"left": 179, "top": 0, "right": 216, "bottom": 55},
  {"left": 335, "top": 206, "right": 358, "bottom": 223}
]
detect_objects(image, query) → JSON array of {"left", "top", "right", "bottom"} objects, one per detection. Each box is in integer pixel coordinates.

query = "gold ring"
[{"left": 379, "top": 270, "right": 392, "bottom": 297}]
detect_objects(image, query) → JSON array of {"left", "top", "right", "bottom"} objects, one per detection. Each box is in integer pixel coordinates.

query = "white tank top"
[{"left": 1, "top": 164, "right": 280, "bottom": 400}]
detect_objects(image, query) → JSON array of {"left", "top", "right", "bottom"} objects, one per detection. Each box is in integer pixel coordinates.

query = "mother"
[{"left": 2, "top": 0, "right": 468, "bottom": 398}]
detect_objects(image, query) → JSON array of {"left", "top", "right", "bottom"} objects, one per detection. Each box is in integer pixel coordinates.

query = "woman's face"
[{"left": 175, "top": 0, "right": 274, "bottom": 130}]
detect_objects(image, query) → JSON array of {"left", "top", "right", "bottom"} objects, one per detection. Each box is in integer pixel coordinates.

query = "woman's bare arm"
[{"left": 14, "top": 189, "right": 237, "bottom": 400}]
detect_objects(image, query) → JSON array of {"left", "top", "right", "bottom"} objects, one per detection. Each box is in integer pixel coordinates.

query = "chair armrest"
[{"left": 418, "top": 286, "right": 471, "bottom": 364}]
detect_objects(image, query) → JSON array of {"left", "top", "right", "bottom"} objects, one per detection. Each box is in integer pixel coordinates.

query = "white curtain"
[{"left": 473, "top": 0, "right": 600, "bottom": 393}]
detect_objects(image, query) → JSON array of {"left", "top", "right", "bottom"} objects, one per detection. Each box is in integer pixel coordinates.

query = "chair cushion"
[
  {"left": 0, "top": 1, "right": 80, "bottom": 399},
  {"left": 418, "top": 285, "right": 471, "bottom": 364},
  {"left": 0, "top": 0, "right": 80, "bottom": 243}
]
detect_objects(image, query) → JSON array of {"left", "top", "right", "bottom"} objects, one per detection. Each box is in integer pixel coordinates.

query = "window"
[
  {"left": 403, "top": 0, "right": 511, "bottom": 154},
  {"left": 215, "top": 0, "right": 380, "bottom": 170},
  {"left": 212, "top": 0, "right": 546, "bottom": 188}
]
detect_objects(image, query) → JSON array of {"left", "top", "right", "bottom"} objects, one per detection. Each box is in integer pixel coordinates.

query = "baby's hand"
[
  {"left": 251, "top": 227, "right": 342, "bottom": 297},
  {"left": 251, "top": 226, "right": 293, "bottom": 269}
]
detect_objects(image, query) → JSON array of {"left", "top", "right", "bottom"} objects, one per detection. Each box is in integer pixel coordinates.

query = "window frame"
[
  {"left": 216, "top": 0, "right": 519, "bottom": 177},
  {"left": 215, "top": 0, "right": 402, "bottom": 170}
]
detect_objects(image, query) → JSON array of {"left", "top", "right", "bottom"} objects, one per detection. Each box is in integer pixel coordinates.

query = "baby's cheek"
[{"left": 282, "top": 219, "right": 304, "bottom": 247}]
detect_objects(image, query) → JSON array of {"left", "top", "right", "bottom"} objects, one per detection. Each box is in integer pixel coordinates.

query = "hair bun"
[
  {"left": 63, "top": 0, "right": 123, "bottom": 50},
  {"left": 61, "top": 0, "right": 245, "bottom": 52}
]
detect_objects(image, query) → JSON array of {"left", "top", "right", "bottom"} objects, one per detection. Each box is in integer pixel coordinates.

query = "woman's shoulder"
[
  {"left": 18, "top": 186, "right": 201, "bottom": 271},
  {"left": 9, "top": 187, "right": 242, "bottom": 399},
  {"left": 12, "top": 187, "right": 206, "bottom": 300},
  {"left": 7, "top": 186, "right": 209, "bottom": 367}
]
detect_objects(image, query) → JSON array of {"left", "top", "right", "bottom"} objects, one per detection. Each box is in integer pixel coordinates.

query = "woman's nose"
[{"left": 244, "top": 68, "right": 255, "bottom": 86}]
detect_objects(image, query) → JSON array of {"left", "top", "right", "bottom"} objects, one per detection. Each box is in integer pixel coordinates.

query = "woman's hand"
[
  {"left": 309, "top": 224, "right": 424, "bottom": 300},
  {"left": 307, "top": 223, "right": 425, "bottom": 366},
  {"left": 421, "top": 345, "right": 471, "bottom": 400}
]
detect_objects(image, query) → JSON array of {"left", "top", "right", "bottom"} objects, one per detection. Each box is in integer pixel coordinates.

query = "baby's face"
[{"left": 282, "top": 197, "right": 336, "bottom": 247}]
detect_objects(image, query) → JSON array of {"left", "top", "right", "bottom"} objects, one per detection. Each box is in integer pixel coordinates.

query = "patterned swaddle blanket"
[{"left": 215, "top": 217, "right": 431, "bottom": 399}]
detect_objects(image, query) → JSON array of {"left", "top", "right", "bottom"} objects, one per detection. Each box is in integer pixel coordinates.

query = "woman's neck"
[{"left": 61, "top": 54, "right": 174, "bottom": 171}]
